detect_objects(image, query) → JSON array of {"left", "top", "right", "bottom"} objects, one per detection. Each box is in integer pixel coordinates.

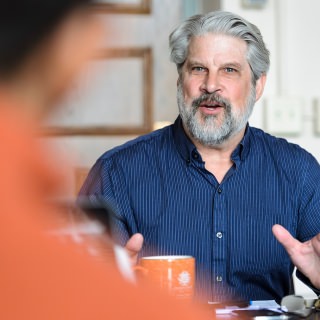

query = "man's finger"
[
  {"left": 272, "top": 224, "right": 300, "bottom": 256},
  {"left": 125, "top": 233, "right": 144, "bottom": 257}
]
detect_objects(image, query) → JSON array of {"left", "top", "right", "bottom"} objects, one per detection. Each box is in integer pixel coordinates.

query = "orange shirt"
[{"left": 0, "top": 103, "right": 210, "bottom": 319}]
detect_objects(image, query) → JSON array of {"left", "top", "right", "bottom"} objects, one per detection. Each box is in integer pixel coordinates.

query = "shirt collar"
[
  {"left": 172, "top": 116, "right": 199, "bottom": 164},
  {"left": 231, "top": 124, "right": 251, "bottom": 163},
  {"left": 172, "top": 116, "right": 251, "bottom": 164}
]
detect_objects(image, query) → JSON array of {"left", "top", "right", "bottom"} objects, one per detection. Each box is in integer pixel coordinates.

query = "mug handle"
[{"left": 133, "top": 265, "right": 149, "bottom": 281}]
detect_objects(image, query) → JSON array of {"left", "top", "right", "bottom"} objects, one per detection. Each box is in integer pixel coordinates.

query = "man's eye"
[
  {"left": 192, "top": 66, "right": 206, "bottom": 72},
  {"left": 225, "top": 67, "right": 236, "bottom": 73}
]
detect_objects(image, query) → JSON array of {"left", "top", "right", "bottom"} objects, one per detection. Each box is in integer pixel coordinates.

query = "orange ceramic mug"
[{"left": 137, "top": 255, "right": 195, "bottom": 300}]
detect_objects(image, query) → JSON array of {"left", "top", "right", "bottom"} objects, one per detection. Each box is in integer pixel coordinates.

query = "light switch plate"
[
  {"left": 264, "top": 96, "right": 303, "bottom": 136},
  {"left": 242, "top": 0, "right": 268, "bottom": 9},
  {"left": 314, "top": 98, "right": 320, "bottom": 135}
]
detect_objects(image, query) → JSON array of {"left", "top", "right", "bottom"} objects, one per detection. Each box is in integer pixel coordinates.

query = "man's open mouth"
[{"left": 199, "top": 101, "right": 224, "bottom": 110}]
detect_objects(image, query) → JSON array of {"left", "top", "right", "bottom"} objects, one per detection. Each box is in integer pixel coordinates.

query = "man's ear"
[
  {"left": 255, "top": 73, "right": 267, "bottom": 102},
  {"left": 177, "top": 73, "right": 183, "bottom": 86}
]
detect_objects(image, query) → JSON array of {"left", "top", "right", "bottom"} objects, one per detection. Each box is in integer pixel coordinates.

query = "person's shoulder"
[
  {"left": 249, "top": 126, "right": 318, "bottom": 163},
  {"left": 98, "top": 125, "right": 174, "bottom": 162}
]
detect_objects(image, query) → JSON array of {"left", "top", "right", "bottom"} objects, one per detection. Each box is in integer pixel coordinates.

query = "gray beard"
[{"left": 177, "top": 82, "right": 256, "bottom": 147}]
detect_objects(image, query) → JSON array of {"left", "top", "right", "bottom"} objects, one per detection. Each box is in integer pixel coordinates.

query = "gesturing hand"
[
  {"left": 272, "top": 224, "right": 320, "bottom": 289},
  {"left": 124, "top": 233, "right": 144, "bottom": 266}
]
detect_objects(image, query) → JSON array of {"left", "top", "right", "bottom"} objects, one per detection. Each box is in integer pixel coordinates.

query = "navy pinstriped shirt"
[{"left": 80, "top": 116, "right": 320, "bottom": 302}]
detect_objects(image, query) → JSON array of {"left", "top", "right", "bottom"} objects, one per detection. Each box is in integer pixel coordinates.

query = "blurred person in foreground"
[
  {"left": 80, "top": 11, "right": 320, "bottom": 302},
  {"left": 0, "top": 1, "right": 208, "bottom": 319}
]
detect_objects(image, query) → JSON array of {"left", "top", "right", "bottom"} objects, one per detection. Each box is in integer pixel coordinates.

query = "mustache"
[{"left": 191, "top": 93, "right": 231, "bottom": 109}]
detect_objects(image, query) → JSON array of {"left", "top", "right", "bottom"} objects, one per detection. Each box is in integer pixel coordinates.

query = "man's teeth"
[{"left": 206, "top": 105, "right": 219, "bottom": 109}]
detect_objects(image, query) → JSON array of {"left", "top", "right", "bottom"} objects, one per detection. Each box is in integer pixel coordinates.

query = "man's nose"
[{"left": 200, "top": 72, "right": 221, "bottom": 94}]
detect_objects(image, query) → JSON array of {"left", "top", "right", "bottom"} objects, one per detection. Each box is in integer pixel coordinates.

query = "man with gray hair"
[{"left": 80, "top": 11, "right": 320, "bottom": 302}]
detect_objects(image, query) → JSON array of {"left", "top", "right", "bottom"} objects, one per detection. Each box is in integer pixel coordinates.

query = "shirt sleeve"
[
  {"left": 297, "top": 151, "right": 320, "bottom": 242},
  {"left": 295, "top": 152, "right": 320, "bottom": 294},
  {"left": 78, "top": 158, "right": 135, "bottom": 246}
]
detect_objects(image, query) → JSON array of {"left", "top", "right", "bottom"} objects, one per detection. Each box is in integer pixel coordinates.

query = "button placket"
[{"left": 212, "top": 182, "right": 226, "bottom": 293}]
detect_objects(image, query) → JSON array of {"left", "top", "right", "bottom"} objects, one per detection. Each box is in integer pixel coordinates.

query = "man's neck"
[{"left": 187, "top": 127, "right": 246, "bottom": 183}]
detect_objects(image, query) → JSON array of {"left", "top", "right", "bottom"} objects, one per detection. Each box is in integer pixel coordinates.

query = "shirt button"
[
  {"left": 192, "top": 152, "right": 199, "bottom": 159},
  {"left": 216, "top": 232, "right": 223, "bottom": 239},
  {"left": 217, "top": 188, "right": 222, "bottom": 194},
  {"left": 216, "top": 276, "right": 223, "bottom": 282}
]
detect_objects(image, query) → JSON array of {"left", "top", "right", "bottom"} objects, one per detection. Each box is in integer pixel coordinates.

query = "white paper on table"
[{"left": 215, "top": 300, "right": 281, "bottom": 315}]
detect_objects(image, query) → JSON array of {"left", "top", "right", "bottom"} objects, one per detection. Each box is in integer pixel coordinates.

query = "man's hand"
[
  {"left": 272, "top": 224, "right": 320, "bottom": 289},
  {"left": 124, "top": 233, "right": 144, "bottom": 266}
]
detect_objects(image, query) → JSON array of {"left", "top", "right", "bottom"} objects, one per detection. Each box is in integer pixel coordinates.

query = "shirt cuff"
[{"left": 296, "top": 270, "right": 320, "bottom": 296}]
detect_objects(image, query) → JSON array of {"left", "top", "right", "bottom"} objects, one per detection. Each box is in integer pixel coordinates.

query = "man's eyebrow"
[
  {"left": 221, "top": 62, "right": 243, "bottom": 70},
  {"left": 185, "top": 59, "right": 244, "bottom": 70},
  {"left": 185, "top": 59, "right": 206, "bottom": 68}
]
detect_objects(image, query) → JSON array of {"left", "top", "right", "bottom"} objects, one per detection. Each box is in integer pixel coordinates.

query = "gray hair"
[{"left": 169, "top": 11, "right": 270, "bottom": 83}]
